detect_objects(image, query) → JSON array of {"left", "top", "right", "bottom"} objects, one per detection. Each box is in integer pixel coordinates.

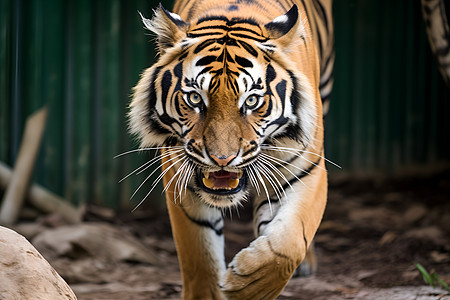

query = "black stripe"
[
  {"left": 158, "top": 68, "right": 184, "bottom": 135},
  {"left": 313, "top": 0, "right": 328, "bottom": 32},
  {"left": 319, "top": 74, "right": 333, "bottom": 90},
  {"left": 316, "top": 28, "right": 323, "bottom": 62},
  {"left": 251, "top": 124, "right": 263, "bottom": 136},
  {"left": 265, "top": 64, "right": 276, "bottom": 95},
  {"left": 299, "top": 0, "right": 311, "bottom": 31},
  {"left": 161, "top": 70, "right": 172, "bottom": 105},
  {"left": 234, "top": 55, "right": 253, "bottom": 68},
  {"left": 243, "top": 145, "right": 258, "bottom": 157},
  {"left": 229, "top": 33, "right": 267, "bottom": 42},
  {"left": 193, "top": 39, "right": 217, "bottom": 54},
  {"left": 227, "top": 77, "right": 239, "bottom": 95},
  {"left": 238, "top": 40, "right": 259, "bottom": 57},
  {"left": 237, "top": 67, "right": 252, "bottom": 79},
  {"left": 288, "top": 70, "right": 300, "bottom": 111},
  {"left": 196, "top": 15, "right": 229, "bottom": 24},
  {"left": 191, "top": 144, "right": 204, "bottom": 157},
  {"left": 186, "top": 1, "right": 198, "bottom": 21},
  {"left": 251, "top": 82, "right": 264, "bottom": 90},
  {"left": 196, "top": 66, "right": 214, "bottom": 78},
  {"left": 254, "top": 156, "right": 322, "bottom": 214},
  {"left": 228, "top": 4, "right": 239, "bottom": 11},
  {"left": 270, "top": 71, "right": 303, "bottom": 142},
  {"left": 174, "top": 96, "right": 183, "bottom": 116},
  {"left": 282, "top": 145, "right": 308, "bottom": 165},
  {"left": 148, "top": 66, "right": 162, "bottom": 108},
  {"left": 181, "top": 125, "right": 194, "bottom": 137},
  {"left": 149, "top": 117, "right": 172, "bottom": 136},
  {"left": 276, "top": 80, "right": 287, "bottom": 109},
  {"left": 261, "top": 97, "right": 273, "bottom": 118},
  {"left": 228, "top": 26, "right": 263, "bottom": 37},
  {"left": 301, "top": 219, "right": 308, "bottom": 250},
  {"left": 255, "top": 197, "right": 280, "bottom": 215},
  {"left": 266, "top": 116, "right": 289, "bottom": 128},
  {"left": 257, "top": 220, "right": 272, "bottom": 235},
  {"left": 195, "top": 25, "right": 263, "bottom": 37},
  {"left": 187, "top": 32, "right": 224, "bottom": 38},
  {"left": 190, "top": 25, "right": 229, "bottom": 32},
  {"left": 273, "top": 123, "right": 301, "bottom": 141},
  {"left": 196, "top": 55, "right": 217, "bottom": 66},
  {"left": 217, "top": 48, "right": 234, "bottom": 63},
  {"left": 268, "top": 240, "right": 291, "bottom": 260},
  {"left": 277, "top": 0, "right": 288, "bottom": 12},
  {"left": 173, "top": 61, "right": 183, "bottom": 80},
  {"left": 178, "top": 51, "right": 188, "bottom": 61},
  {"left": 281, "top": 157, "right": 322, "bottom": 190},
  {"left": 228, "top": 17, "right": 259, "bottom": 27},
  {"left": 181, "top": 206, "right": 223, "bottom": 236}
]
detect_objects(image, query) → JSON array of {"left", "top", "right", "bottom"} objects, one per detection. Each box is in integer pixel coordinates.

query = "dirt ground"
[{"left": 13, "top": 171, "right": 450, "bottom": 299}]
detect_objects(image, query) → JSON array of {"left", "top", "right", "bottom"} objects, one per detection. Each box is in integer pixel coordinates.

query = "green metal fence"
[
  {"left": 1, "top": 0, "right": 449, "bottom": 209},
  {"left": 327, "top": 0, "right": 450, "bottom": 177},
  {"left": 1, "top": 0, "right": 162, "bottom": 209}
]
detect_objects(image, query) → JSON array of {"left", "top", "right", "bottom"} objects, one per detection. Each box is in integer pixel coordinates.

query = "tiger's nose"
[{"left": 210, "top": 154, "right": 237, "bottom": 166}]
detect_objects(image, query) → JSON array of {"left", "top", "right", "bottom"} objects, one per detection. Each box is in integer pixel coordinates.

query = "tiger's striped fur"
[
  {"left": 130, "top": 0, "right": 333, "bottom": 298},
  {"left": 421, "top": 0, "right": 450, "bottom": 87}
]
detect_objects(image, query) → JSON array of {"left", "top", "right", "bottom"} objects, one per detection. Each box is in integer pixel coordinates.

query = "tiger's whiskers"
[
  {"left": 118, "top": 148, "right": 184, "bottom": 183},
  {"left": 261, "top": 144, "right": 341, "bottom": 169},
  {"left": 132, "top": 153, "right": 187, "bottom": 212}
]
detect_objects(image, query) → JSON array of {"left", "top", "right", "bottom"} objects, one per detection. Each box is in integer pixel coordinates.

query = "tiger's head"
[{"left": 130, "top": 4, "right": 321, "bottom": 207}]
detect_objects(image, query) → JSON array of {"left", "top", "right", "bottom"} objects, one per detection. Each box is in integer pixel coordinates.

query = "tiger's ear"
[
  {"left": 140, "top": 4, "right": 188, "bottom": 54},
  {"left": 264, "top": 5, "right": 305, "bottom": 48}
]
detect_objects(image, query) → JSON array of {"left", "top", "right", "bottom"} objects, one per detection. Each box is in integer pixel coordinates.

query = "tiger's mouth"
[{"left": 196, "top": 169, "right": 246, "bottom": 194}]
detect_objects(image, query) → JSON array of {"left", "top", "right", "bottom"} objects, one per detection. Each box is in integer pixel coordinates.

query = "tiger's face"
[{"left": 130, "top": 5, "right": 319, "bottom": 207}]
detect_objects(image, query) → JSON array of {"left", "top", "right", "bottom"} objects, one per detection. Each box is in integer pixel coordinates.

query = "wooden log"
[
  {"left": 0, "top": 162, "right": 81, "bottom": 224},
  {"left": 0, "top": 108, "right": 48, "bottom": 225}
]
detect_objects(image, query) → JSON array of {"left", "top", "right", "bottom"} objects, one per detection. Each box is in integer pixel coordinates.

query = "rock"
[
  {"left": 0, "top": 226, "right": 77, "bottom": 300},
  {"left": 353, "top": 286, "right": 449, "bottom": 300},
  {"left": 403, "top": 204, "right": 427, "bottom": 225},
  {"left": 348, "top": 207, "right": 399, "bottom": 227},
  {"left": 379, "top": 231, "right": 397, "bottom": 245},
  {"left": 32, "top": 222, "right": 160, "bottom": 265},
  {"left": 430, "top": 250, "right": 450, "bottom": 263},
  {"left": 404, "top": 226, "right": 446, "bottom": 245},
  {"left": 356, "top": 270, "right": 378, "bottom": 281}
]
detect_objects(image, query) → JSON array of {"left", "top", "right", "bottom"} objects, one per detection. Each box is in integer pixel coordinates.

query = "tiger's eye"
[
  {"left": 246, "top": 95, "right": 258, "bottom": 108},
  {"left": 189, "top": 92, "right": 202, "bottom": 105}
]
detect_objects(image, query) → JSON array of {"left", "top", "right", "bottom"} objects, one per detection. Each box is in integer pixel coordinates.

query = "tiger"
[
  {"left": 421, "top": 0, "right": 450, "bottom": 87},
  {"left": 129, "top": 0, "right": 334, "bottom": 298}
]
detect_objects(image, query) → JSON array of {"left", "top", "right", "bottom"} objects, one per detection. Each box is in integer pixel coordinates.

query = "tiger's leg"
[
  {"left": 294, "top": 242, "right": 318, "bottom": 277},
  {"left": 163, "top": 156, "right": 226, "bottom": 300},
  {"left": 221, "top": 159, "right": 327, "bottom": 299}
]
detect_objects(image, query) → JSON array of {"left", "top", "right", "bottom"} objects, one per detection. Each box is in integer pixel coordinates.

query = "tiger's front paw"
[{"left": 221, "top": 236, "right": 300, "bottom": 300}]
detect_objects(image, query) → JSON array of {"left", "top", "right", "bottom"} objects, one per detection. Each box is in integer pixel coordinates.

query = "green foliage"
[{"left": 416, "top": 263, "right": 450, "bottom": 291}]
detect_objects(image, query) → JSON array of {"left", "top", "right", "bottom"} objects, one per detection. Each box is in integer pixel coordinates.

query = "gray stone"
[{"left": 0, "top": 226, "right": 77, "bottom": 300}]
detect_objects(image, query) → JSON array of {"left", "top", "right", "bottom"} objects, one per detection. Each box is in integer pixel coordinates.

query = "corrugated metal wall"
[
  {"left": 0, "top": 0, "right": 164, "bottom": 209},
  {"left": 1, "top": 0, "right": 449, "bottom": 209},
  {"left": 326, "top": 0, "right": 450, "bottom": 176}
]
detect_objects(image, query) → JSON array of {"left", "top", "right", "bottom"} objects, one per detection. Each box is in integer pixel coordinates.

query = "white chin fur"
[{"left": 196, "top": 189, "right": 248, "bottom": 208}]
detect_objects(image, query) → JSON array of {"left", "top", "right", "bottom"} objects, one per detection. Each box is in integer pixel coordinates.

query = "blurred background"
[{"left": 1, "top": 0, "right": 449, "bottom": 211}]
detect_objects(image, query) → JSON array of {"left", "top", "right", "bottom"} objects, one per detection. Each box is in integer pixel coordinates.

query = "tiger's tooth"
[
  {"left": 237, "top": 171, "right": 243, "bottom": 179},
  {"left": 202, "top": 177, "right": 215, "bottom": 189},
  {"left": 229, "top": 179, "right": 239, "bottom": 189},
  {"left": 203, "top": 171, "right": 210, "bottom": 179}
]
